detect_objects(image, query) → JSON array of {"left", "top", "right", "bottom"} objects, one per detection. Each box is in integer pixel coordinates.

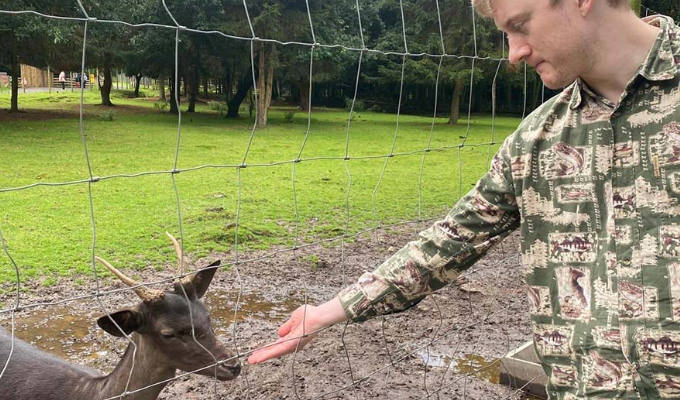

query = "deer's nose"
[
  {"left": 227, "top": 363, "right": 241, "bottom": 376},
  {"left": 214, "top": 359, "right": 241, "bottom": 380}
]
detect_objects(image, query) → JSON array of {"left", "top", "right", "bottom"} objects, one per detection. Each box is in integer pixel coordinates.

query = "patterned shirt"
[{"left": 338, "top": 16, "right": 680, "bottom": 399}]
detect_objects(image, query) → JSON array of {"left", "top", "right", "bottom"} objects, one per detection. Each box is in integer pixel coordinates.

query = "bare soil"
[{"left": 1, "top": 222, "right": 534, "bottom": 399}]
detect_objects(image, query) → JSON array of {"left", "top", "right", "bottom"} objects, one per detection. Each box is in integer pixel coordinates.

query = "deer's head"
[{"left": 94, "top": 233, "right": 241, "bottom": 381}]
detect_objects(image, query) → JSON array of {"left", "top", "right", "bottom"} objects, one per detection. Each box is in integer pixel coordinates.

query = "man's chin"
[{"left": 539, "top": 76, "right": 571, "bottom": 91}]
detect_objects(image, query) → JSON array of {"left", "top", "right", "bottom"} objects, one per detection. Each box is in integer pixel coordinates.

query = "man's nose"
[{"left": 508, "top": 42, "right": 531, "bottom": 65}]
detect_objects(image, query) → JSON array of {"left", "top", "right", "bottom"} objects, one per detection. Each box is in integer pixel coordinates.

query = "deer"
[{"left": 0, "top": 233, "right": 241, "bottom": 400}]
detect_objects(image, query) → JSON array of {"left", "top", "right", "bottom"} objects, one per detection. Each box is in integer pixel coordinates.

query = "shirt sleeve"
[{"left": 338, "top": 135, "right": 521, "bottom": 322}]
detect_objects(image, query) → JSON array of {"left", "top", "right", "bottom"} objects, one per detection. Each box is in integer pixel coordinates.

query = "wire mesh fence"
[{"left": 0, "top": 0, "right": 593, "bottom": 398}]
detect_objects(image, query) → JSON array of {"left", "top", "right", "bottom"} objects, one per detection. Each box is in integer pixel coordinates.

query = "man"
[{"left": 250, "top": 0, "right": 680, "bottom": 398}]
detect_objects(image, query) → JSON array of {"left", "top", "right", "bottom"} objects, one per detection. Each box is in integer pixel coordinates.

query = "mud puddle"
[
  {"left": 418, "top": 350, "right": 500, "bottom": 384},
  {"left": 204, "top": 289, "right": 302, "bottom": 335}
]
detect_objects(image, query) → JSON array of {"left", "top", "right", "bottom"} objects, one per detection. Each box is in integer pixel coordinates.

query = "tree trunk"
[
  {"left": 448, "top": 77, "right": 463, "bottom": 125},
  {"left": 187, "top": 72, "right": 197, "bottom": 113},
  {"left": 158, "top": 74, "right": 166, "bottom": 102},
  {"left": 100, "top": 56, "right": 114, "bottom": 106},
  {"left": 504, "top": 81, "right": 511, "bottom": 114},
  {"left": 169, "top": 76, "right": 179, "bottom": 114},
  {"left": 224, "top": 68, "right": 233, "bottom": 101},
  {"left": 265, "top": 60, "right": 273, "bottom": 109},
  {"left": 134, "top": 73, "right": 142, "bottom": 97},
  {"left": 227, "top": 75, "right": 252, "bottom": 118},
  {"left": 298, "top": 80, "right": 309, "bottom": 111},
  {"left": 530, "top": 76, "right": 540, "bottom": 112},
  {"left": 256, "top": 43, "right": 274, "bottom": 128},
  {"left": 10, "top": 50, "right": 19, "bottom": 112}
]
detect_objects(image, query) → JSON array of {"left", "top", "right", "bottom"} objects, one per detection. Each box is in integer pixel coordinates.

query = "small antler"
[
  {"left": 166, "top": 232, "right": 193, "bottom": 286},
  {"left": 95, "top": 256, "right": 164, "bottom": 302}
]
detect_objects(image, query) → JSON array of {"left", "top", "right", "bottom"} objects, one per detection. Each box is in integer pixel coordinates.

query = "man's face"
[{"left": 491, "top": 0, "right": 593, "bottom": 89}]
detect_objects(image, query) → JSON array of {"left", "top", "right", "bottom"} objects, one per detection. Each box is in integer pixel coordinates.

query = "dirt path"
[{"left": 1, "top": 223, "right": 533, "bottom": 399}]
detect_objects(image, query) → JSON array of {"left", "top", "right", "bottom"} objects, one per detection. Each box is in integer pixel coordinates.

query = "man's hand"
[{"left": 248, "top": 296, "right": 348, "bottom": 364}]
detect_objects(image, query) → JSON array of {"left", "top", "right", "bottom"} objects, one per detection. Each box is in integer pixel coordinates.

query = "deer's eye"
[{"left": 160, "top": 330, "right": 176, "bottom": 339}]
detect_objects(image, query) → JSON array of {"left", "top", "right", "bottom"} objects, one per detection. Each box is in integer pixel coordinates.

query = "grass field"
[{"left": 0, "top": 89, "right": 520, "bottom": 288}]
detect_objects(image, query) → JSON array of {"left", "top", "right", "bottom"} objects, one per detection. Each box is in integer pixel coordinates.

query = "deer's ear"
[
  {"left": 192, "top": 260, "right": 220, "bottom": 299},
  {"left": 97, "top": 310, "right": 143, "bottom": 337}
]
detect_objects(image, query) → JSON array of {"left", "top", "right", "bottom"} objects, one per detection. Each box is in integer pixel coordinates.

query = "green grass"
[{"left": 0, "top": 89, "right": 520, "bottom": 287}]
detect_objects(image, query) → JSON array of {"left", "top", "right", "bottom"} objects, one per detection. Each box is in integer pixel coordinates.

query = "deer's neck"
[{"left": 96, "top": 334, "right": 175, "bottom": 400}]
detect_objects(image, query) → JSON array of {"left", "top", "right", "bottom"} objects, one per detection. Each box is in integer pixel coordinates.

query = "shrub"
[
  {"left": 153, "top": 100, "right": 169, "bottom": 112},
  {"left": 208, "top": 101, "right": 227, "bottom": 116},
  {"left": 345, "top": 98, "right": 366, "bottom": 112},
  {"left": 98, "top": 110, "right": 115, "bottom": 121}
]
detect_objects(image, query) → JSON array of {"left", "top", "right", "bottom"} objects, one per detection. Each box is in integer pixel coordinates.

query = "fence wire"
[{"left": 0, "top": 0, "right": 536, "bottom": 399}]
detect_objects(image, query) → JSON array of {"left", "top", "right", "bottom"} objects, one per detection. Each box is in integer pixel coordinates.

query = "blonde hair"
[
  {"left": 471, "top": 0, "right": 494, "bottom": 18},
  {"left": 471, "top": 0, "right": 629, "bottom": 18}
]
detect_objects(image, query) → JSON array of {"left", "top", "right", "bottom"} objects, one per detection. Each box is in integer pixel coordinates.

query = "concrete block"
[{"left": 499, "top": 340, "right": 548, "bottom": 399}]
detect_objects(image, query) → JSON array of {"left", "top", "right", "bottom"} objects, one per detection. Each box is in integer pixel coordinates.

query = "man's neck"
[{"left": 580, "top": 12, "right": 660, "bottom": 104}]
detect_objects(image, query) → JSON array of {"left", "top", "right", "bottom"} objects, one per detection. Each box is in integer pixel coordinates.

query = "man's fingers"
[
  {"left": 278, "top": 305, "right": 309, "bottom": 337},
  {"left": 248, "top": 336, "right": 299, "bottom": 364},
  {"left": 277, "top": 315, "right": 296, "bottom": 337}
]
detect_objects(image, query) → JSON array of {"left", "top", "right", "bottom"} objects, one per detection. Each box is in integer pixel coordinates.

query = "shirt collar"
[
  {"left": 638, "top": 15, "right": 677, "bottom": 82},
  {"left": 569, "top": 15, "right": 678, "bottom": 110}
]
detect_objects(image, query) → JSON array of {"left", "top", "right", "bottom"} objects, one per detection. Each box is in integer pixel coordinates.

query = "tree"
[
  {"left": 642, "top": 0, "right": 679, "bottom": 19},
  {"left": 81, "top": 0, "right": 133, "bottom": 106},
  {"left": 0, "top": 0, "right": 78, "bottom": 112}
]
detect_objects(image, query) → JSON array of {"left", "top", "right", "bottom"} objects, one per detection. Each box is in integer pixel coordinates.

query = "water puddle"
[
  {"left": 204, "top": 289, "right": 302, "bottom": 335},
  {"left": 418, "top": 351, "right": 500, "bottom": 384},
  {"left": 5, "top": 305, "right": 98, "bottom": 361}
]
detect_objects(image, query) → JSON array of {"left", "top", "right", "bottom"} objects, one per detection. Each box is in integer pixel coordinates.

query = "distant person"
[
  {"left": 249, "top": 1, "right": 680, "bottom": 399},
  {"left": 74, "top": 73, "right": 80, "bottom": 88},
  {"left": 58, "top": 71, "right": 66, "bottom": 90}
]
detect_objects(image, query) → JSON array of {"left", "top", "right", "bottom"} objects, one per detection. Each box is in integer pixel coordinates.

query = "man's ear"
[
  {"left": 192, "top": 260, "right": 220, "bottom": 299},
  {"left": 97, "top": 309, "right": 142, "bottom": 337},
  {"left": 575, "top": 0, "right": 594, "bottom": 16}
]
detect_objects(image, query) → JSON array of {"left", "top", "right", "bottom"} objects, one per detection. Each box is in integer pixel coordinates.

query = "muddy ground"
[{"left": 0, "top": 223, "right": 535, "bottom": 399}]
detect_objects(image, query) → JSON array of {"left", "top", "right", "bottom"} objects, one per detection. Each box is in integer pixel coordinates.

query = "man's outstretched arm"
[{"left": 249, "top": 134, "right": 520, "bottom": 363}]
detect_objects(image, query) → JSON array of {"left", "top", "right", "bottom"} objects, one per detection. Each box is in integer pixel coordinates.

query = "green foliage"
[
  {"left": 345, "top": 98, "right": 366, "bottom": 112},
  {"left": 97, "top": 110, "right": 116, "bottom": 121},
  {"left": 208, "top": 101, "right": 228, "bottom": 116},
  {"left": 153, "top": 100, "right": 169, "bottom": 112},
  {"left": 284, "top": 110, "right": 296, "bottom": 123},
  {"left": 642, "top": 0, "right": 679, "bottom": 19},
  {"left": 1, "top": 0, "right": 540, "bottom": 118},
  {"left": 303, "top": 254, "right": 325, "bottom": 269},
  {"left": 42, "top": 275, "right": 57, "bottom": 287},
  {"left": 113, "top": 90, "right": 148, "bottom": 99}
]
